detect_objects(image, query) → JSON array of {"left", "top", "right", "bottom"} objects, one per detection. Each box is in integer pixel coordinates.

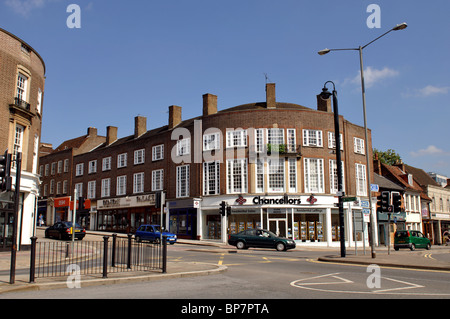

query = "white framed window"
[
  {"left": 63, "top": 180, "right": 68, "bottom": 194},
  {"left": 328, "top": 132, "right": 343, "bottom": 150},
  {"left": 354, "top": 137, "right": 365, "bottom": 154},
  {"left": 355, "top": 163, "right": 367, "bottom": 196},
  {"left": 329, "top": 159, "right": 345, "bottom": 194},
  {"left": 176, "top": 165, "right": 190, "bottom": 198},
  {"left": 45, "top": 164, "right": 49, "bottom": 176},
  {"left": 75, "top": 183, "right": 83, "bottom": 199},
  {"left": 116, "top": 175, "right": 127, "bottom": 196},
  {"left": 267, "top": 128, "right": 284, "bottom": 145},
  {"left": 88, "top": 160, "right": 97, "bottom": 174},
  {"left": 56, "top": 182, "right": 61, "bottom": 195},
  {"left": 64, "top": 159, "right": 69, "bottom": 172},
  {"left": 75, "top": 163, "right": 84, "bottom": 176},
  {"left": 133, "top": 172, "right": 145, "bottom": 194},
  {"left": 176, "top": 138, "right": 191, "bottom": 156},
  {"left": 51, "top": 162, "right": 56, "bottom": 175},
  {"left": 203, "top": 161, "right": 220, "bottom": 195},
  {"left": 152, "top": 144, "right": 164, "bottom": 161},
  {"left": 117, "top": 153, "right": 127, "bottom": 168},
  {"left": 304, "top": 158, "right": 324, "bottom": 193},
  {"left": 226, "top": 130, "right": 247, "bottom": 148},
  {"left": 203, "top": 133, "right": 220, "bottom": 151},
  {"left": 39, "top": 165, "right": 43, "bottom": 177},
  {"left": 12, "top": 124, "right": 24, "bottom": 168},
  {"left": 288, "top": 158, "right": 297, "bottom": 193},
  {"left": 226, "top": 159, "right": 247, "bottom": 194},
  {"left": 87, "top": 181, "right": 96, "bottom": 199},
  {"left": 57, "top": 160, "right": 63, "bottom": 174},
  {"left": 255, "top": 159, "right": 265, "bottom": 193},
  {"left": 287, "top": 129, "right": 297, "bottom": 153},
  {"left": 50, "top": 180, "right": 55, "bottom": 195},
  {"left": 102, "top": 157, "right": 111, "bottom": 171},
  {"left": 268, "top": 159, "right": 285, "bottom": 192},
  {"left": 255, "top": 128, "right": 265, "bottom": 153},
  {"left": 303, "top": 129, "right": 323, "bottom": 147},
  {"left": 101, "top": 178, "right": 111, "bottom": 198},
  {"left": 134, "top": 149, "right": 145, "bottom": 165},
  {"left": 16, "top": 72, "right": 28, "bottom": 101},
  {"left": 152, "top": 169, "right": 164, "bottom": 191},
  {"left": 36, "top": 88, "right": 42, "bottom": 113}
]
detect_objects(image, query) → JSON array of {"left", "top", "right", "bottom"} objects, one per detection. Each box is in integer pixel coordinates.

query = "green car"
[
  {"left": 394, "top": 230, "right": 431, "bottom": 251},
  {"left": 228, "top": 228, "right": 296, "bottom": 251}
]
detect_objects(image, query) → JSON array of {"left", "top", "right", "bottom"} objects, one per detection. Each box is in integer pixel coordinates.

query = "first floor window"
[
  {"left": 329, "top": 160, "right": 345, "bottom": 194},
  {"left": 226, "top": 159, "right": 247, "bottom": 194},
  {"left": 176, "top": 165, "right": 190, "bottom": 198},
  {"left": 117, "top": 176, "right": 126, "bottom": 196},
  {"left": 268, "top": 159, "right": 285, "bottom": 192},
  {"left": 133, "top": 173, "right": 144, "bottom": 194},
  {"left": 152, "top": 169, "right": 164, "bottom": 191},
  {"left": 304, "top": 158, "right": 324, "bottom": 193},
  {"left": 87, "top": 181, "right": 96, "bottom": 199},
  {"left": 12, "top": 124, "right": 24, "bottom": 168},
  {"left": 255, "top": 159, "right": 265, "bottom": 193},
  {"left": 101, "top": 178, "right": 111, "bottom": 198},
  {"left": 288, "top": 158, "right": 297, "bottom": 192},
  {"left": 355, "top": 163, "right": 367, "bottom": 196},
  {"left": 203, "top": 161, "right": 220, "bottom": 195},
  {"left": 75, "top": 183, "right": 83, "bottom": 199}
]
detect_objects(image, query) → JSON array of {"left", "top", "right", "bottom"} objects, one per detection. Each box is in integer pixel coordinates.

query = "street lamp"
[
  {"left": 319, "top": 81, "right": 345, "bottom": 257},
  {"left": 318, "top": 22, "right": 408, "bottom": 259}
]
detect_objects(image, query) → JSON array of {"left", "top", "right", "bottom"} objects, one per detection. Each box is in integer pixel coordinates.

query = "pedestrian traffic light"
[
  {"left": 392, "top": 192, "right": 402, "bottom": 213},
  {"left": 226, "top": 205, "right": 232, "bottom": 216},
  {"left": 381, "top": 191, "right": 390, "bottom": 212},
  {"left": 0, "top": 151, "right": 12, "bottom": 192},
  {"left": 219, "top": 201, "right": 226, "bottom": 216}
]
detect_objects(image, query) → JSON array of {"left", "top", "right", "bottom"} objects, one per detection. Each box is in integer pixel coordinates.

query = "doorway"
[{"left": 269, "top": 219, "right": 286, "bottom": 237}]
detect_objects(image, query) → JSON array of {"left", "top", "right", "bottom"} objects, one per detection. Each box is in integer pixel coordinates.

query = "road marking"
[{"left": 218, "top": 254, "right": 225, "bottom": 265}]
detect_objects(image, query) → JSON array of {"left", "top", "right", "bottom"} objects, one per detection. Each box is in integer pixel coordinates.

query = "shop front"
[
  {"left": 167, "top": 198, "right": 200, "bottom": 240},
  {"left": 200, "top": 194, "right": 372, "bottom": 247},
  {"left": 377, "top": 211, "right": 406, "bottom": 246},
  {"left": 96, "top": 194, "right": 160, "bottom": 234}
]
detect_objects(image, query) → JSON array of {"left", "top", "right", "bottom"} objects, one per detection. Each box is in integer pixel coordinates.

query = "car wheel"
[
  {"left": 276, "top": 242, "right": 286, "bottom": 251},
  {"left": 236, "top": 241, "right": 246, "bottom": 249},
  {"left": 394, "top": 247, "right": 399, "bottom": 251},
  {"left": 410, "top": 244, "right": 415, "bottom": 251},
  {"left": 45, "top": 231, "right": 49, "bottom": 238},
  {"left": 426, "top": 243, "right": 431, "bottom": 250}
]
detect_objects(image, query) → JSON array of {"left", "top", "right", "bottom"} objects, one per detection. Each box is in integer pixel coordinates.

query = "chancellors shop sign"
[{"left": 252, "top": 195, "right": 302, "bottom": 205}]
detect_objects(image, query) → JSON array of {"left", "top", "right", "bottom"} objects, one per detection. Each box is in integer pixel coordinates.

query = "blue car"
[{"left": 135, "top": 224, "right": 177, "bottom": 244}]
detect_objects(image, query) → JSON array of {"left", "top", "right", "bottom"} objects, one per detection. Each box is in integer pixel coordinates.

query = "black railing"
[
  {"left": 29, "top": 235, "right": 167, "bottom": 283},
  {"left": 12, "top": 97, "right": 31, "bottom": 112}
]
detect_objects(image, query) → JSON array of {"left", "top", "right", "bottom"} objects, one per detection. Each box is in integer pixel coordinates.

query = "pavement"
[{"left": 0, "top": 229, "right": 448, "bottom": 295}]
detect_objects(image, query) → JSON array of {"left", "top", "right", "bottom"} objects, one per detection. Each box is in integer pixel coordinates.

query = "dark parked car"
[
  {"left": 228, "top": 228, "right": 296, "bottom": 251},
  {"left": 394, "top": 230, "right": 431, "bottom": 251},
  {"left": 135, "top": 225, "right": 177, "bottom": 244},
  {"left": 45, "top": 221, "right": 86, "bottom": 240}
]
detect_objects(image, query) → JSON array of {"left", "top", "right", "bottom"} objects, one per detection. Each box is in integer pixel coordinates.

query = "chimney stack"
[
  {"left": 134, "top": 116, "right": 147, "bottom": 138},
  {"left": 203, "top": 93, "right": 218, "bottom": 116},
  {"left": 168, "top": 105, "right": 182, "bottom": 129},
  {"left": 266, "top": 83, "right": 276, "bottom": 109},
  {"left": 87, "top": 127, "right": 98, "bottom": 137},
  {"left": 106, "top": 126, "right": 118, "bottom": 146},
  {"left": 317, "top": 94, "right": 332, "bottom": 112}
]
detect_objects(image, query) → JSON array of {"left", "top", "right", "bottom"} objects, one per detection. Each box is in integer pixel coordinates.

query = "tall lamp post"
[
  {"left": 319, "top": 81, "right": 345, "bottom": 257},
  {"left": 318, "top": 22, "right": 408, "bottom": 259}
]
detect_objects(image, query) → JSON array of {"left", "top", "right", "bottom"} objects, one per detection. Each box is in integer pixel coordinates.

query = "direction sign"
[{"left": 342, "top": 196, "right": 357, "bottom": 202}]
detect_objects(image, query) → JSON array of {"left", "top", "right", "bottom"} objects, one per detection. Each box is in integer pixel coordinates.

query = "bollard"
[
  {"left": 111, "top": 234, "right": 117, "bottom": 267},
  {"left": 162, "top": 235, "right": 167, "bottom": 273},
  {"left": 29, "top": 237, "right": 37, "bottom": 283},
  {"left": 127, "top": 233, "right": 133, "bottom": 269},
  {"left": 102, "top": 236, "right": 109, "bottom": 278}
]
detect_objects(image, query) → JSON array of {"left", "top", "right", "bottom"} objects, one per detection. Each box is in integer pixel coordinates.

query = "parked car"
[
  {"left": 135, "top": 224, "right": 177, "bottom": 244},
  {"left": 45, "top": 221, "right": 86, "bottom": 240},
  {"left": 228, "top": 228, "right": 296, "bottom": 251},
  {"left": 394, "top": 230, "right": 431, "bottom": 251}
]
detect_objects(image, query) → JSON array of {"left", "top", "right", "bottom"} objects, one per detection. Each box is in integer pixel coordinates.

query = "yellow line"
[{"left": 218, "top": 254, "right": 225, "bottom": 265}]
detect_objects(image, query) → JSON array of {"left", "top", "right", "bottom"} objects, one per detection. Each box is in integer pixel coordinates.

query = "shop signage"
[
  {"left": 54, "top": 197, "right": 71, "bottom": 208},
  {"left": 98, "top": 194, "right": 155, "bottom": 210},
  {"left": 252, "top": 195, "right": 301, "bottom": 205}
]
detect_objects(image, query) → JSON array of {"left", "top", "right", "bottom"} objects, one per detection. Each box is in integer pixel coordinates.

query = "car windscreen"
[
  {"left": 395, "top": 231, "right": 408, "bottom": 238},
  {"left": 62, "top": 222, "right": 82, "bottom": 228}
]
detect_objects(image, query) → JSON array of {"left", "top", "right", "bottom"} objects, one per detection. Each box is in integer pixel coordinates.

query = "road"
[{"left": 3, "top": 241, "right": 450, "bottom": 301}]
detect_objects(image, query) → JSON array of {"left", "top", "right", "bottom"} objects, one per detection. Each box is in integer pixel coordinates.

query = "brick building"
[
  {"left": 65, "top": 83, "right": 376, "bottom": 247},
  {"left": 0, "top": 28, "right": 46, "bottom": 249}
]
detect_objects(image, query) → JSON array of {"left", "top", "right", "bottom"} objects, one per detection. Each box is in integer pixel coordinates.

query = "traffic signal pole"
[{"left": 10, "top": 152, "right": 21, "bottom": 285}]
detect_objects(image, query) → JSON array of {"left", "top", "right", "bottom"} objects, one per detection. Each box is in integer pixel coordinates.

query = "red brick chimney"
[
  {"left": 266, "top": 83, "right": 276, "bottom": 109},
  {"left": 203, "top": 93, "right": 217, "bottom": 116},
  {"left": 106, "top": 126, "right": 118, "bottom": 146},
  {"left": 169, "top": 105, "right": 182, "bottom": 129},
  {"left": 134, "top": 116, "right": 147, "bottom": 138}
]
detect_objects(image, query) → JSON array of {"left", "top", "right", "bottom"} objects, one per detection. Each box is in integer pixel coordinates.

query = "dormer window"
[{"left": 408, "top": 174, "right": 413, "bottom": 186}]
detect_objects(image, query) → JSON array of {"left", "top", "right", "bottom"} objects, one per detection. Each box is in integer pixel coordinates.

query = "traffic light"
[
  {"left": 0, "top": 151, "right": 12, "bottom": 192},
  {"left": 219, "top": 201, "right": 226, "bottom": 216},
  {"left": 392, "top": 192, "right": 402, "bottom": 213},
  {"left": 381, "top": 191, "right": 390, "bottom": 212},
  {"left": 226, "top": 205, "right": 232, "bottom": 216},
  {"left": 376, "top": 193, "right": 383, "bottom": 213},
  {"left": 155, "top": 192, "right": 161, "bottom": 209}
]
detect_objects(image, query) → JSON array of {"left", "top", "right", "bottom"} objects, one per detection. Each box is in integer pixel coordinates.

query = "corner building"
[
  {"left": 72, "top": 83, "right": 376, "bottom": 247},
  {"left": 0, "top": 28, "right": 46, "bottom": 249}
]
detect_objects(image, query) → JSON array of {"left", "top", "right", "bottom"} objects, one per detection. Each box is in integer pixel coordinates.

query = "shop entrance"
[{"left": 268, "top": 219, "right": 286, "bottom": 237}]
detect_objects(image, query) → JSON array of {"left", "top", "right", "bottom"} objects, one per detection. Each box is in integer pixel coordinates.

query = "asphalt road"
[{"left": 3, "top": 242, "right": 450, "bottom": 301}]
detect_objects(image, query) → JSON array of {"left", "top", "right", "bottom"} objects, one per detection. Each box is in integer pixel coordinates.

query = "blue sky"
[{"left": 2, "top": 0, "right": 450, "bottom": 177}]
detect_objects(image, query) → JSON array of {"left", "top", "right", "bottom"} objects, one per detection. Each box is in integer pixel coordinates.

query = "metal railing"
[{"left": 29, "top": 234, "right": 167, "bottom": 282}]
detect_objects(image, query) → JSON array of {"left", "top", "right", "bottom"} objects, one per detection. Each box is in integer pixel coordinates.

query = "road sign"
[
  {"left": 342, "top": 196, "right": 357, "bottom": 202},
  {"left": 370, "top": 184, "right": 379, "bottom": 192}
]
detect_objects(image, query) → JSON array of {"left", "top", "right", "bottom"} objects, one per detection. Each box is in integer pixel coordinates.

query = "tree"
[{"left": 373, "top": 148, "right": 402, "bottom": 165}]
